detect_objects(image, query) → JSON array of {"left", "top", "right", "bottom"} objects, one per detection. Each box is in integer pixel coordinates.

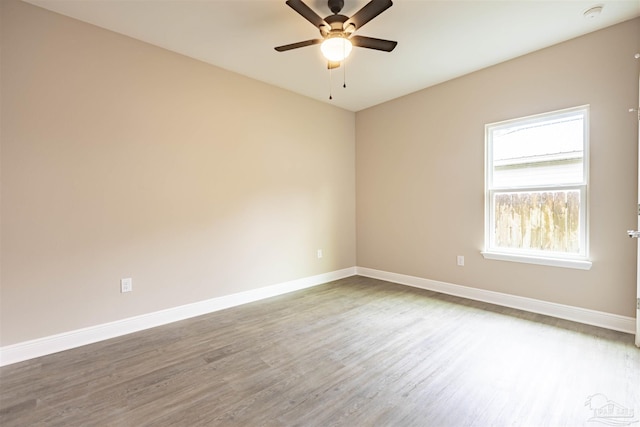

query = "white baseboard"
[
  {"left": 2, "top": 266, "right": 634, "bottom": 366},
  {"left": 0, "top": 267, "right": 356, "bottom": 367},
  {"left": 356, "top": 267, "right": 636, "bottom": 335}
]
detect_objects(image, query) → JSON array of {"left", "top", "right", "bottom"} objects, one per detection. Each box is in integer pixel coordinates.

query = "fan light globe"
[{"left": 321, "top": 36, "right": 352, "bottom": 62}]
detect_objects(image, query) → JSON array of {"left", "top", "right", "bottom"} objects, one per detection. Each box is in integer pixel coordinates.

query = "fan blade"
[
  {"left": 344, "top": 0, "right": 393, "bottom": 31},
  {"left": 286, "top": 0, "right": 330, "bottom": 31},
  {"left": 275, "top": 39, "right": 323, "bottom": 52},
  {"left": 328, "top": 61, "right": 341, "bottom": 69},
  {"left": 350, "top": 35, "right": 397, "bottom": 52}
]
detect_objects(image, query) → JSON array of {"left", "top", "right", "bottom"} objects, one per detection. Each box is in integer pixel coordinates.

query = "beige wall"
[
  {"left": 0, "top": 0, "right": 356, "bottom": 346},
  {"left": 357, "top": 18, "right": 640, "bottom": 317}
]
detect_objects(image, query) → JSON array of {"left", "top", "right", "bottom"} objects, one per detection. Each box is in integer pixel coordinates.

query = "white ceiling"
[{"left": 23, "top": 0, "right": 640, "bottom": 112}]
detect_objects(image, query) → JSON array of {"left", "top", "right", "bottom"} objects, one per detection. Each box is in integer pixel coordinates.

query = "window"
[{"left": 483, "top": 106, "right": 591, "bottom": 270}]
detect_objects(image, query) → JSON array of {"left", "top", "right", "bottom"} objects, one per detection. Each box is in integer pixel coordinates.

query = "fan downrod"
[{"left": 328, "top": 0, "right": 344, "bottom": 14}]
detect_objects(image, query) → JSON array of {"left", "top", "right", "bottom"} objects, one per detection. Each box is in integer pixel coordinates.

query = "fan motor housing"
[{"left": 325, "top": 14, "right": 348, "bottom": 27}]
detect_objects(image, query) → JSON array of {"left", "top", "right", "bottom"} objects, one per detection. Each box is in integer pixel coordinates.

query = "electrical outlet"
[
  {"left": 457, "top": 256, "right": 464, "bottom": 266},
  {"left": 317, "top": 249, "right": 323, "bottom": 259},
  {"left": 121, "top": 278, "right": 133, "bottom": 293}
]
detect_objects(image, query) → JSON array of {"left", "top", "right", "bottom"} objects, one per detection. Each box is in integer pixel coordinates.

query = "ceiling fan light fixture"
[{"left": 321, "top": 35, "right": 352, "bottom": 62}]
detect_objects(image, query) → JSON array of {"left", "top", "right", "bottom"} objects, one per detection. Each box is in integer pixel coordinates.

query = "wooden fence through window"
[{"left": 494, "top": 191, "right": 580, "bottom": 253}]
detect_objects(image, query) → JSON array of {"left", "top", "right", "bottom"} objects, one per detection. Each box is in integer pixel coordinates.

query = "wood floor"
[{"left": 1, "top": 276, "right": 638, "bottom": 426}]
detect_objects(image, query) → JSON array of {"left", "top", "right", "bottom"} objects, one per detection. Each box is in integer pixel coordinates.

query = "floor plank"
[{"left": 1, "top": 276, "right": 638, "bottom": 426}]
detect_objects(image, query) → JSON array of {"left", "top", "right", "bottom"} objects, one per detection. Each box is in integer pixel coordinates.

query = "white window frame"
[{"left": 482, "top": 105, "right": 592, "bottom": 270}]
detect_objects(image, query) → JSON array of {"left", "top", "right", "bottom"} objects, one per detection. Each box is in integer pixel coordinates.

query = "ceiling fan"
[{"left": 275, "top": 0, "right": 397, "bottom": 69}]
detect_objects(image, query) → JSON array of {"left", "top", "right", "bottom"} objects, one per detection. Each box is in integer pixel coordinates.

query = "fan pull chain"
[
  {"left": 328, "top": 66, "right": 333, "bottom": 100},
  {"left": 343, "top": 59, "right": 347, "bottom": 89},
  {"left": 343, "top": 41, "right": 347, "bottom": 89}
]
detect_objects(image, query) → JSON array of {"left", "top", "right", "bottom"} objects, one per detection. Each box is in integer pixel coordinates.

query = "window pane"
[
  {"left": 493, "top": 190, "right": 581, "bottom": 254},
  {"left": 491, "top": 112, "right": 584, "bottom": 187},
  {"left": 493, "top": 157, "right": 583, "bottom": 187}
]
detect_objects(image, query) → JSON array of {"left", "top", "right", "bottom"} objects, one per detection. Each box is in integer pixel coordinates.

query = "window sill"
[{"left": 481, "top": 251, "right": 592, "bottom": 270}]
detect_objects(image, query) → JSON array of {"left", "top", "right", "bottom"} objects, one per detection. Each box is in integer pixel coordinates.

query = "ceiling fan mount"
[
  {"left": 275, "top": 0, "right": 397, "bottom": 67},
  {"left": 328, "top": 0, "right": 345, "bottom": 15}
]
